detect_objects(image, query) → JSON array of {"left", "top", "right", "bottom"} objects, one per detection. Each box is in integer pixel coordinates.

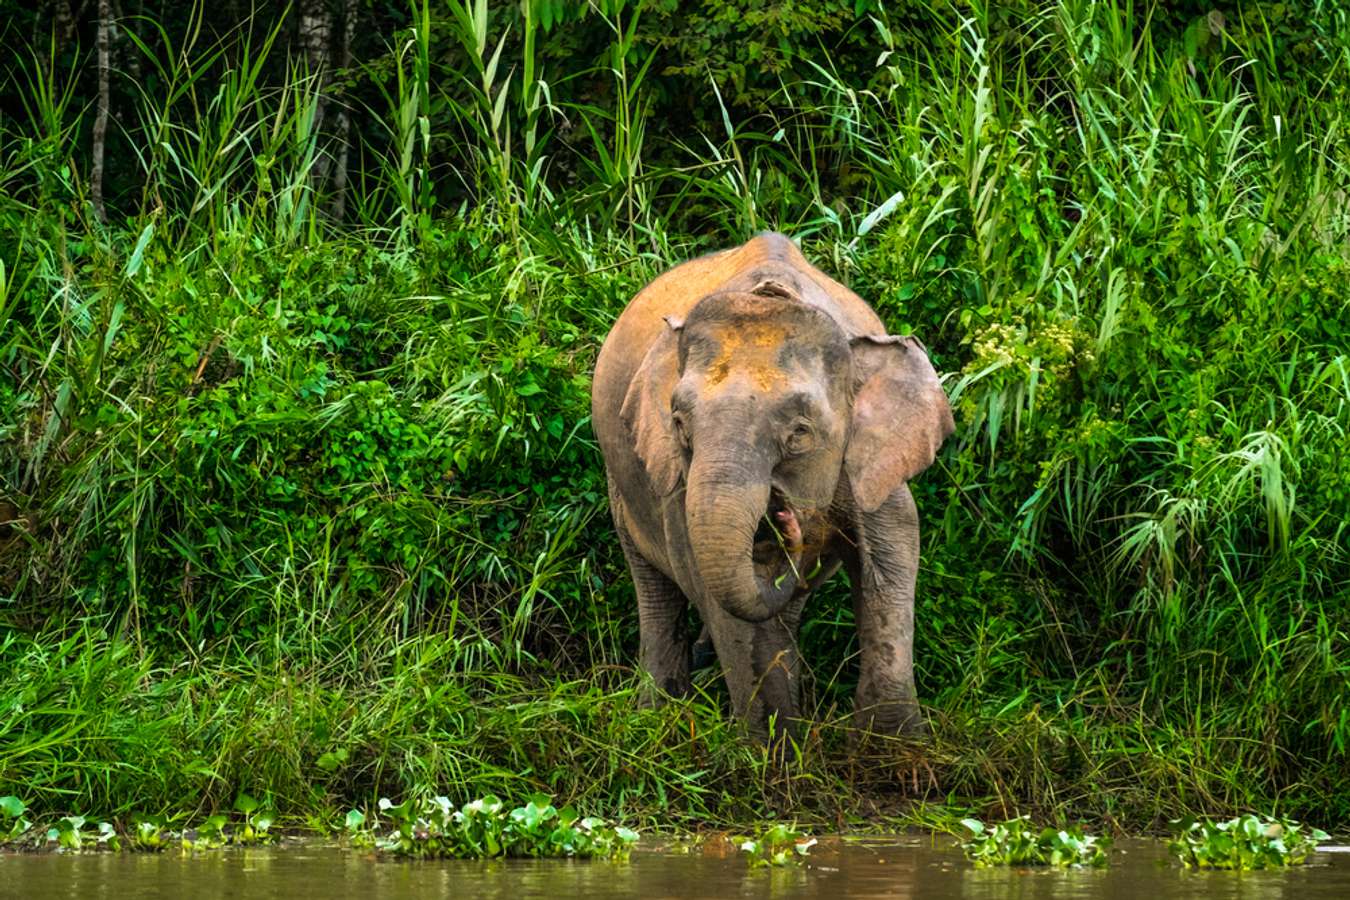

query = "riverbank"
[{"left": 4, "top": 626, "right": 1346, "bottom": 831}]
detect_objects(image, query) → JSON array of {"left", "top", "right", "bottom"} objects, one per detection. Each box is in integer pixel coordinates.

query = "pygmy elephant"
[{"left": 591, "top": 233, "right": 953, "bottom": 738}]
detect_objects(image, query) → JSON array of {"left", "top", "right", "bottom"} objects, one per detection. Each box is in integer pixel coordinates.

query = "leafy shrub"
[
  {"left": 3, "top": 799, "right": 278, "bottom": 853},
  {"left": 366, "top": 794, "right": 638, "bottom": 860},
  {"left": 960, "top": 817, "right": 1109, "bottom": 868},
  {"left": 1168, "top": 815, "right": 1330, "bottom": 869},
  {"left": 182, "top": 814, "right": 231, "bottom": 850}
]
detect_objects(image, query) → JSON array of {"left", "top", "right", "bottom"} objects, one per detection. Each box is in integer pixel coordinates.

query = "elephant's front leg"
[
  {"left": 615, "top": 521, "right": 691, "bottom": 703},
  {"left": 844, "top": 484, "right": 926, "bottom": 737},
  {"left": 701, "top": 601, "right": 805, "bottom": 743}
]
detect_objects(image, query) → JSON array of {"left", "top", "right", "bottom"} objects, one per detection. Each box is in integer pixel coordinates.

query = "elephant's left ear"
[
  {"left": 620, "top": 317, "right": 685, "bottom": 497},
  {"left": 845, "top": 334, "right": 954, "bottom": 512}
]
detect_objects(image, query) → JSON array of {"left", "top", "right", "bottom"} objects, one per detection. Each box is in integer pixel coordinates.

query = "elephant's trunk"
[{"left": 685, "top": 453, "right": 798, "bottom": 623}]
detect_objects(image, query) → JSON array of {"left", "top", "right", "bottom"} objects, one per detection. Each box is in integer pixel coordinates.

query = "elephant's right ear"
[
  {"left": 845, "top": 334, "right": 954, "bottom": 512},
  {"left": 620, "top": 317, "right": 685, "bottom": 497}
]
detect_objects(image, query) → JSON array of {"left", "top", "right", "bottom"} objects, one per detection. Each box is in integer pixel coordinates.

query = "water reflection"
[{"left": 1, "top": 837, "right": 1345, "bottom": 899}]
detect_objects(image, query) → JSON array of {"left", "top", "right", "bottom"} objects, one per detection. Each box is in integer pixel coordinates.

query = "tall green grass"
[{"left": 1, "top": 0, "right": 1348, "bottom": 829}]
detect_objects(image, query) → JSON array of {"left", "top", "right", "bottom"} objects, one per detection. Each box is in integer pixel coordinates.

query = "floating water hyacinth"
[
  {"left": 1168, "top": 815, "right": 1330, "bottom": 869},
  {"left": 737, "top": 823, "right": 817, "bottom": 867},
  {"left": 960, "top": 816, "right": 1109, "bottom": 867},
  {"left": 357, "top": 794, "right": 638, "bottom": 860}
]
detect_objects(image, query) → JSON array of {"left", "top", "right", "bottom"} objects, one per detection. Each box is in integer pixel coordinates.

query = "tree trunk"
[
  {"left": 299, "top": 0, "right": 335, "bottom": 202},
  {"left": 36, "top": 0, "right": 79, "bottom": 46},
  {"left": 91, "top": 0, "right": 111, "bottom": 222},
  {"left": 329, "top": 0, "right": 358, "bottom": 221}
]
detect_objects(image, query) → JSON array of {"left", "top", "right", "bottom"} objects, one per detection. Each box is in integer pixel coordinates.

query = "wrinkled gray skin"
[{"left": 591, "top": 233, "right": 954, "bottom": 740}]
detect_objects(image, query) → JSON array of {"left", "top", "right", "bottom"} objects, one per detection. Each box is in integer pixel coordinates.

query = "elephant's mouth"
[{"left": 752, "top": 487, "right": 796, "bottom": 570}]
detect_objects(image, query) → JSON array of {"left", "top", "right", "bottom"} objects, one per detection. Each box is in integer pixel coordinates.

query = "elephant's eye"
[
  {"left": 785, "top": 421, "right": 814, "bottom": 455},
  {"left": 671, "top": 411, "right": 692, "bottom": 449}
]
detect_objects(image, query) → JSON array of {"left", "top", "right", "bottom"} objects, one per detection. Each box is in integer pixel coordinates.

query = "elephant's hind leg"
[{"left": 616, "top": 520, "right": 691, "bottom": 703}]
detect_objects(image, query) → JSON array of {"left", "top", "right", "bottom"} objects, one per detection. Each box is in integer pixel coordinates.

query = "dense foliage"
[{"left": 1, "top": 0, "right": 1347, "bottom": 830}]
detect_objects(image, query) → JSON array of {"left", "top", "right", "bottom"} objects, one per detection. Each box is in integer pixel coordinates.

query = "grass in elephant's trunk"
[{"left": 753, "top": 487, "right": 804, "bottom": 591}]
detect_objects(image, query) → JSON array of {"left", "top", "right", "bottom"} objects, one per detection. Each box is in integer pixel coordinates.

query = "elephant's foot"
[
  {"left": 854, "top": 697, "right": 928, "bottom": 741},
  {"left": 638, "top": 672, "right": 692, "bottom": 709},
  {"left": 758, "top": 709, "right": 804, "bottom": 753},
  {"left": 636, "top": 648, "right": 692, "bottom": 708},
  {"left": 849, "top": 697, "right": 937, "bottom": 798}
]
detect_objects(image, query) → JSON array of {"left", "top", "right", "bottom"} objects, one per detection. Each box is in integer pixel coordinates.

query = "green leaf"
[
  {"left": 960, "top": 818, "right": 985, "bottom": 835},
  {"left": 125, "top": 223, "right": 155, "bottom": 278},
  {"left": 855, "top": 188, "right": 906, "bottom": 240}
]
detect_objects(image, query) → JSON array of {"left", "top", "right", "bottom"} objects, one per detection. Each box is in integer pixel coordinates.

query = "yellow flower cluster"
[{"left": 965, "top": 315, "right": 1092, "bottom": 380}]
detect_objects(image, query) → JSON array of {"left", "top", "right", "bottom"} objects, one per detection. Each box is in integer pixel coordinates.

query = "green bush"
[{"left": 0, "top": 797, "right": 32, "bottom": 844}]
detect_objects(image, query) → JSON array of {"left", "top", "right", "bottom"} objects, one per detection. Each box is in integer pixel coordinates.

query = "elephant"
[{"left": 590, "top": 232, "right": 954, "bottom": 740}]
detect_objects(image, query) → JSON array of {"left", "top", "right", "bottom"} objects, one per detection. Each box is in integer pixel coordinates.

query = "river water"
[{"left": 4, "top": 836, "right": 1350, "bottom": 898}]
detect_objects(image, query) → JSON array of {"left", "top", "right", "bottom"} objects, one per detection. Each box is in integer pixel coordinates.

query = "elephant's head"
[{"left": 621, "top": 288, "right": 953, "bottom": 622}]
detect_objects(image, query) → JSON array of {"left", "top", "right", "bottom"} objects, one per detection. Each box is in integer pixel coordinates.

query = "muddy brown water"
[{"left": 4, "top": 837, "right": 1350, "bottom": 899}]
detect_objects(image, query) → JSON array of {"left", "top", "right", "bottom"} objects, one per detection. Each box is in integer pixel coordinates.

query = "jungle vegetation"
[{"left": 0, "top": 0, "right": 1347, "bottom": 833}]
